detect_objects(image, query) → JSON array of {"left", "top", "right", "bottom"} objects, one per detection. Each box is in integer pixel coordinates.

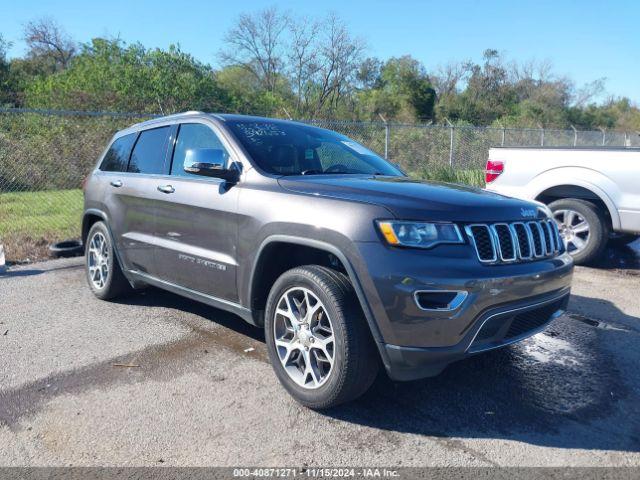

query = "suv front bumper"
[
  {"left": 381, "top": 288, "right": 570, "bottom": 380},
  {"left": 352, "top": 242, "right": 573, "bottom": 381}
]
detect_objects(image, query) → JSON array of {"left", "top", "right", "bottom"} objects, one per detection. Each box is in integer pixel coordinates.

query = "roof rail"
[{"left": 128, "top": 110, "right": 206, "bottom": 129}]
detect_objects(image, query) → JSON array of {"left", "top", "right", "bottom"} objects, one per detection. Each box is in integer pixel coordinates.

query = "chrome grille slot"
[
  {"left": 465, "top": 219, "right": 560, "bottom": 265},
  {"left": 511, "top": 222, "right": 532, "bottom": 259},
  {"left": 527, "top": 221, "right": 544, "bottom": 257},
  {"left": 544, "top": 220, "right": 558, "bottom": 253},
  {"left": 465, "top": 225, "right": 496, "bottom": 263},
  {"left": 491, "top": 223, "right": 516, "bottom": 261}
]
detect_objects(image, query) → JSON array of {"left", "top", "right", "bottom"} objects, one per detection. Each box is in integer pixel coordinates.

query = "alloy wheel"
[
  {"left": 553, "top": 209, "right": 591, "bottom": 255},
  {"left": 273, "top": 287, "right": 335, "bottom": 389},
  {"left": 87, "top": 231, "right": 110, "bottom": 289}
]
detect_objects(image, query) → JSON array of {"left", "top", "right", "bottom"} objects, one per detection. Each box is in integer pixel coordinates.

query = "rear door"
[
  {"left": 106, "top": 125, "right": 172, "bottom": 276},
  {"left": 153, "top": 121, "right": 240, "bottom": 303}
]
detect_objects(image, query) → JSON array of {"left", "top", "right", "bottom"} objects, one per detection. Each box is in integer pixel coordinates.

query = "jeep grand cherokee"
[{"left": 83, "top": 112, "right": 573, "bottom": 408}]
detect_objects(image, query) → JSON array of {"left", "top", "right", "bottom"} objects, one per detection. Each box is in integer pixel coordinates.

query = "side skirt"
[{"left": 126, "top": 270, "right": 257, "bottom": 326}]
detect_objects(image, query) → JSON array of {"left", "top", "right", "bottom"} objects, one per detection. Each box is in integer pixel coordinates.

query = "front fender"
[{"left": 246, "top": 233, "right": 384, "bottom": 344}]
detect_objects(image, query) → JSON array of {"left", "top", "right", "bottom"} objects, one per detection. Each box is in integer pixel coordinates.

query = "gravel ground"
[{"left": 0, "top": 249, "right": 639, "bottom": 467}]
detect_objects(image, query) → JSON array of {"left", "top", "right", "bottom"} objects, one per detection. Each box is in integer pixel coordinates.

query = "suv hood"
[{"left": 278, "top": 175, "right": 544, "bottom": 222}]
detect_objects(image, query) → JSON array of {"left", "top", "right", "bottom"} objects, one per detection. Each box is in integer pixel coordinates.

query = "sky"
[{"left": 2, "top": 0, "right": 638, "bottom": 103}]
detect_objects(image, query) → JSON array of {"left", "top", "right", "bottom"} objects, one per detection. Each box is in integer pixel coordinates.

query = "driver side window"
[{"left": 171, "top": 123, "right": 230, "bottom": 177}]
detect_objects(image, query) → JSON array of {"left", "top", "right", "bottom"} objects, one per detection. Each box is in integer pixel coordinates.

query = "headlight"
[{"left": 376, "top": 221, "right": 464, "bottom": 249}]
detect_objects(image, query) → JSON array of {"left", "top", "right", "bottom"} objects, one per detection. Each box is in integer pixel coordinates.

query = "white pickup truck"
[{"left": 485, "top": 147, "right": 640, "bottom": 265}]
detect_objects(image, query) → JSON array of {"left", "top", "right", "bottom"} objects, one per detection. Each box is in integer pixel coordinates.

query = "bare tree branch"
[
  {"left": 23, "top": 17, "right": 76, "bottom": 71},
  {"left": 219, "top": 6, "right": 289, "bottom": 92}
]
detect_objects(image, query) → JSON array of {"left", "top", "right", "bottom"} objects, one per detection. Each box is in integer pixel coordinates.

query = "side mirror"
[{"left": 184, "top": 148, "right": 239, "bottom": 182}]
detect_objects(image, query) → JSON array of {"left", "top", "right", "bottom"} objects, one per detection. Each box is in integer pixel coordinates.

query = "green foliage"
[
  {"left": 25, "top": 39, "right": 229, "bottom": 113},
  {"left": 357, "top": 56, "right": 436, "bottom": 122}
]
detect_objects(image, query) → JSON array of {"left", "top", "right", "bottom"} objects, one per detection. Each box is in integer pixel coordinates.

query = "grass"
[
  {"left": 0, "top": 189, "right": 83, "bottom": 262},
  {"left": 411, "top": 166, "right": 485, "bottom": 188}
]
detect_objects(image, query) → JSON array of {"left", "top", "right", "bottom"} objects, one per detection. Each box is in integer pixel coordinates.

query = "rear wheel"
[
  {"left": 264, "top": 265, "right": 379, "bottom": 409},
  {"left": 549, "top": 198, "right": 608, "bottom": 265},
  {"left": 85, "top": 221, "right": 132, "bottom": 300}
]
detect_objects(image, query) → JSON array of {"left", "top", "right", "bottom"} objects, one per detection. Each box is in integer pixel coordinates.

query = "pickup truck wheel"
[
  {"left": 265, "top": 265, "right": 379, "bottom": 409},
  {"left": 549, "top": 198, "right": 608, "bottom": 265},
  {"left": 85, "top": 221, "right": 131, "bottom": 300}
]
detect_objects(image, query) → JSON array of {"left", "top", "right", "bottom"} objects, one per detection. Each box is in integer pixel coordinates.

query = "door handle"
[
  {"left": 157, "top": 184, "right": 175, "bottom": 194},
  {"left": 110, "top": 180, "right": 123, "bottom": 188}
]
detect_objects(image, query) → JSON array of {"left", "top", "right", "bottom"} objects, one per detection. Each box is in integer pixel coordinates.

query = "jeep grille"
[{"left": 465, "top": 220, "right": 562, "bottom": 264}]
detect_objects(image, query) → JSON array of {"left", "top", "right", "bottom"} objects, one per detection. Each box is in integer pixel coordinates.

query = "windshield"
[{"left": 224, "top": 119, "right": 403, "bottom": 177}]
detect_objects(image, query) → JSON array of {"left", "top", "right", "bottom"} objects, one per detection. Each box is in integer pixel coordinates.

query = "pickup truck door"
[{"left": 152, "top": 122, "right": 240, "bottom": 303}]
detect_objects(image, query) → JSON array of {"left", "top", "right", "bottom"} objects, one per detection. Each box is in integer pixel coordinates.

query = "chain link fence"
[{"left": 1, "top": 107, "right": 639, "bottom": 262}]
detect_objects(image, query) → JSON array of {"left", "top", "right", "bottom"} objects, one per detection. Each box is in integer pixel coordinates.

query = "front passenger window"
[{"left": 171, "top": 123, "right": 230, "bottom": 177}]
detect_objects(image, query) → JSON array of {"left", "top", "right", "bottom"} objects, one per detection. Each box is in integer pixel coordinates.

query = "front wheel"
[
  {"left": 264, "top": 266, "right": 379, "bottom": 409},
  {"left": 549, "top": 198, "right": 608, "bottom": 265}
]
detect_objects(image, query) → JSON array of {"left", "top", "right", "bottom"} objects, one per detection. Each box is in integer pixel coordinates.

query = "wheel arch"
[
  {"left": 82, "top": 209, "right": 108, "bottom": 246},
  {"left": 248, "top": 235, "right": 383, "bottom": 344},
  {"left": 534, "top": 182, "right": 620, "bottom": 230}
]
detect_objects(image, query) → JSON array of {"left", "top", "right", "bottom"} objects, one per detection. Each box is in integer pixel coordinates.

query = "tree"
[
  {"left": 26, "top": 39, "right": 229, "bottom": 113},
  {"left": 219, "top": 7, "right": 289, "bottom": 93},
  {"left": 357, "top": 56, "right": 435, "bottom": 122},
  {"left": 23, "top": 18, "right": 76, "bottom": 73},
  {"left": 0, "top": 34, "right": 13, "bottom": 105},
  {"left": 306, "top": 13, "right": 365, "bottom": 117}
]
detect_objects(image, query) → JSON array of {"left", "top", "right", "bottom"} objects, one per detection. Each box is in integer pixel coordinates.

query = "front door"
[{"left": 153, "top": 121, "right": 240, "bottom": 303}]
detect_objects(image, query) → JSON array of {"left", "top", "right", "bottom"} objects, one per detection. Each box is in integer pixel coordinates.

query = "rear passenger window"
[
  {"left": 171, "top": 123, "right": 230, "bottom": 177},
  {"left": 100, "top": 133, "right": 136, "bottom": 172},
  {"left": 128, "top": 126, "right": 170, "bottom": 174}
]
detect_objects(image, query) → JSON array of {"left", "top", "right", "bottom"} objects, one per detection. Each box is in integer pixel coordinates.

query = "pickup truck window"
[
  {"left": 99, "top": 133, "right": 136, "bottom": 172},
  {"left": 225, "top": 119, "right": 402, "bottom": 176}
]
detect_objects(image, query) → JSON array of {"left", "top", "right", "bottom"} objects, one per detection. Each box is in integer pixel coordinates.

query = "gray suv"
[{"left": 83, "top": 111, "right": 573, "bottom": 408}]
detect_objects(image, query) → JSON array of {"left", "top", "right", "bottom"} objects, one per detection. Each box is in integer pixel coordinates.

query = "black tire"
[
  {"left": 264, "top": 265, "right": 379, "bottom": 409},
  {"left": 548, "top": 198, "right": 608, "bottom": 265},
  {"left": 85, "top": 221, "right": 131, "bottom": 300},
  {"left": 49, "top": 240, "right": 84, "bottom": 258}
]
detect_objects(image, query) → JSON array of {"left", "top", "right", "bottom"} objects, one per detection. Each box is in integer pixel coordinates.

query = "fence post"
[
  {"left": 378, "top": 113, "right": 389, "bottom": 159},
  {"left": 498, "top": 121, "right": 505, "bottom": 146},
  {"left": 599, "top": 127, "right": 606, "bottom": 146},
  {"left": 570, "top": 125, "right": 578, "bottom": 147},
  {"left": 538, "top": 123, "right": 544, "bottom": 146},
  {"left": 445, "top": 118, "right": 454, "bottom": 167}
]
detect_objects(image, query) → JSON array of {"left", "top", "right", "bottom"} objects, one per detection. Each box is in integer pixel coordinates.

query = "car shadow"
[
  {"left": 114, "top": 287, "right": 639, "bottom": 453},
  {"left": 592, "top": 239, "right": 640, "bottom": 270},
  {"left": 0, "top": 263, "right": 83, "bottom": 278},
  {"left": 111, "top": 286, "right": 265, "bottom": 343}
]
